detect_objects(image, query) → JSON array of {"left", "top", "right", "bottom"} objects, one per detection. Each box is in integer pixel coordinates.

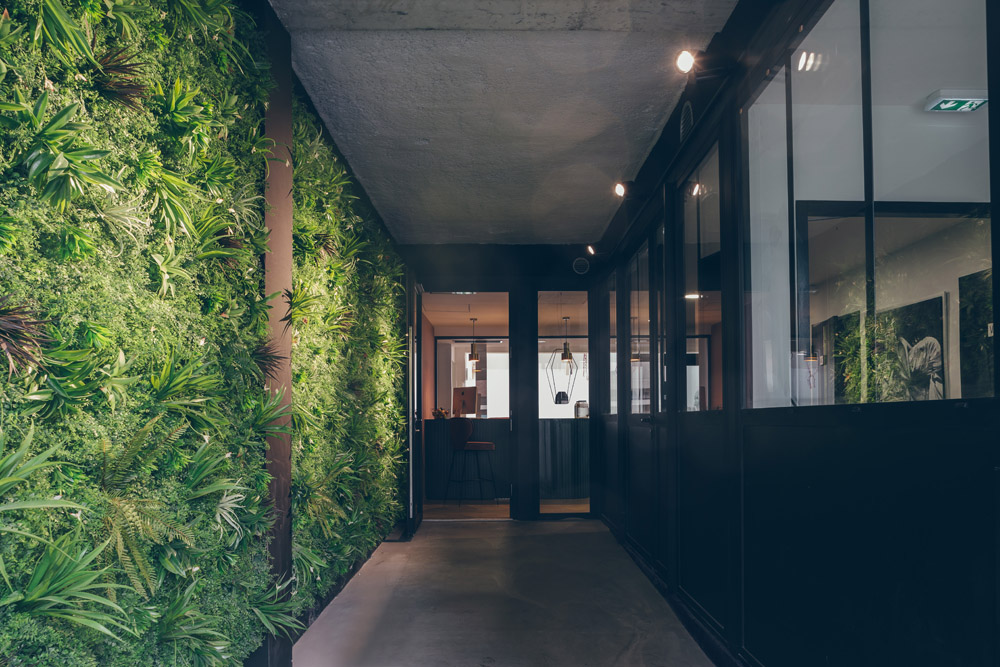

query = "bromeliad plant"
[
  {"left": 156, "top": 580, "right": 232, "bottom": 666},
  {"left": 91, "top": 47, "right": 148, "bottom": 111},
  {"left": 35, "top": 0, "right": 100, "bottom": 67},
  {"left": 0, "top": 92, "right": 122, "bottom": 211},
  {"left": 0, "top": 532, "right": 134, "bottom": 640},
  {"left": 0, "top": 425, "right": 82, "bottom": 540},
  {"left": 149, "top": 346, "right": 225, "bottom": 431},
  {"left": 0, "top": 295, "right": 49, "bottom": 378},
  {"left": 0, "top": 9, "right": 24, "bottom": 84},
  {"left": 135, "top": 149, "right": 198, "bottom": 238}
]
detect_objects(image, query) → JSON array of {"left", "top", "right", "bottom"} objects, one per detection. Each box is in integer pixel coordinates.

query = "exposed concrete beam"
[{"left": 270, "top": 0, "right": 735, "bottom": 33}]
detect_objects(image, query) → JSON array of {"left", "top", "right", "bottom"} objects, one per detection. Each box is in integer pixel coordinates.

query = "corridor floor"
[{"left": 293, "top": 520, "right": 713, "bottom": 667}]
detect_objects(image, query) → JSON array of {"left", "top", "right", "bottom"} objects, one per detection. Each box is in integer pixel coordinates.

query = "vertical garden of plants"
[{"left": 0, "top": 1, "right": 407, "bottom": 664}]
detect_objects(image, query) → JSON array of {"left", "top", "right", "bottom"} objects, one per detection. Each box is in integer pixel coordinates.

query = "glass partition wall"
[
  {"left": 683, "top": 145, "right": 724, "bottom": 411},
  {"left": 744, "top": 0, "right": 992, "bottom": 407},
  {"left": 538, "top": 291, "right": 590, "bottom": 514}
]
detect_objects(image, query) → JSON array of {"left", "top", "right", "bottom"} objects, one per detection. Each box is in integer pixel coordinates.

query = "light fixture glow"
[
  {"left": 614, "top": 182, "right": 626, "bottom": 197},
  {"left": 798, "top": 51, "right": 807, "bottom": 71},
  {"left": 684, "top": 293, "right": 702, "bottom": 300},
  {"left": 586, "top": 244, "right": 596, "bottom": 256},
  {"left": 691, "top": 183, "right": 702, "bottom": 196},
  {"left": 806, "top": 52, "right": 815, "bottom": 71},
  {"left": 676, "top": 50, "right": 696, "bottom": 74}
]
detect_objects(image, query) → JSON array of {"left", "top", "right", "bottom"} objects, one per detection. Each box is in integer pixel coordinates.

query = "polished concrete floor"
[{"left": 293, "top": 520, "right": 713, "bottom": 667}]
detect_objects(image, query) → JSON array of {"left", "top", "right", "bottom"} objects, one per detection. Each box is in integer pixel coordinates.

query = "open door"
[{"left": 404, "top": 278, "right": 423, "bottom": 538}]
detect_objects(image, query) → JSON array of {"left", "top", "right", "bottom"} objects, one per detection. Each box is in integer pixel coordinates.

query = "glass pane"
[
  {"left": 874, "top": 210, "right": 991, "bottom": 401},
  {"left": 871, "top": 0, "right": 992, "bottom": 400},
  {"left": 630, "top": 244, "right": 650, "bottom": 414},
  {"left": 656, "top": 224, "right": 669, "bottom": 413},
  {"left": 435, "top": 339, "right": 510, "bottom": 417},
  {"left": 871, "top": 0, "right": 989, "bottom": 202},
  {"left": 745, "top": 68, "right": 792, "bottom": 408},
  {"left": 795, "top": 212, "right": 866, "bottom": 405},
  {"left": 538, "top": 292, "right": 590, "bottom": 514},
  {"left": 608, "top": 273, "right": 618, "bottom": 414},
  {"left": 683, "top": 144, "right": 723, "bottom": 411},
  {"left": 791, "top": 0, "right": 864, "bottom": 202}
]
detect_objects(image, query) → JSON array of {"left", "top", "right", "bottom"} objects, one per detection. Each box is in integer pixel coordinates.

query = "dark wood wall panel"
[
  {"left": 677, "top": 415, "right": 731, "bottom": 632},
  {"left": 743, "top": 422, "right": 995, "bottom": 667},
  {"left": 627, "top": 425, "right": 657, "bottom": 558}
]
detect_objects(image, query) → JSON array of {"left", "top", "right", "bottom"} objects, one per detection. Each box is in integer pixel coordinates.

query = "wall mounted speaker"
[{"left": 572, "top": 257, "right": 590, "bottom": 275}]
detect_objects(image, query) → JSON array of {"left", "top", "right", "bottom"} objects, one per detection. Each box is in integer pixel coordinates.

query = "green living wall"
[{"left": 0, "top": 1, "right": 406, "bottom": 664}]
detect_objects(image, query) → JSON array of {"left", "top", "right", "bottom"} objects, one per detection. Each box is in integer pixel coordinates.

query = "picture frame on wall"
[
  {"left": 958, "top": 268, "right": 994, "bottom": 399},
  {"left": 875, "top": 295, "right": 946, "bottom": 401}
]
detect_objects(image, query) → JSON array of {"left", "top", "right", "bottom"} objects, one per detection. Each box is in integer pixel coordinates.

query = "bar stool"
[{"left": 444, "top": 417, "right": 498, "bottom": 505}]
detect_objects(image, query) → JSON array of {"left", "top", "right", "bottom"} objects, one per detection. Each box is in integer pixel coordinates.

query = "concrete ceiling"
[{"left": 268, "top": 0, "right": 738, "bottom": 245}]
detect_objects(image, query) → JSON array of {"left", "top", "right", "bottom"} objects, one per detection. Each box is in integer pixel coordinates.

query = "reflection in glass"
[
  {"left": 791, "top": 0, "right": 864, "bottom": 203},
  {"left": 608, "top": 274, "right": 617, "bottom": 414},
  {"left": 655, "top": 224, "right": 669, "bottom": 412},
  {"left": 538, "top": 292, "right": 590, "bottom": 514},
  {"left": 683, "top": 144, "right": 723, "bottom": 411},
  {"left": 745, "top": 67, "right": 791, "bottom": 408},
  {"left": 630, "top": 244, "right": 650, "bottom": 414},
  {"left": 874, "top": 210, "right": 992, "bottom": 401},
  {"left": 794, "top": 211, "right": 866, "bottom": 406},
  {"left": 870, "top": 0, "right": 992, "bottom": 399}
]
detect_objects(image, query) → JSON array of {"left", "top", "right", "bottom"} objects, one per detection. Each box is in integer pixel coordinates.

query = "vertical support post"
[
  {"left": 509, "top": 284, "right": 539, "bottom": 519},
  {"left": 249, "top": 7, "right": 294, "bottom": 667}
]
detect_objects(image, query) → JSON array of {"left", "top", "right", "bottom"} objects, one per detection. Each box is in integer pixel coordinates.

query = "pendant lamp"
[
  {"left": 545, "top": 317, "right": 578, "bottom": 404},
  {"left": 468, "top": 318, "right": 479, "bottom": 363}
]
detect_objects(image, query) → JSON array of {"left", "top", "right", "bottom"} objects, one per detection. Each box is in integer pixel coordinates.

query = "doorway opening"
[{"left": 420, "top": 292, "right": 511, "bottom": 520}]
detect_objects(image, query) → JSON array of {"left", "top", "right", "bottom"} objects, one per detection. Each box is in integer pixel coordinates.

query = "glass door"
[{"left": 537, "top": 291, "right": 590, "bottom": 514}]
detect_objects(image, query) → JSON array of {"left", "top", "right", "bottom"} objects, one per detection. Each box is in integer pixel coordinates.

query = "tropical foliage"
[{"left": 0, "top": 1, "right": 406, "bottom": 664}]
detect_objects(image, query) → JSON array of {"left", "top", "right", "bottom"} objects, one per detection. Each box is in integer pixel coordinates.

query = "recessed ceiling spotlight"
[
  {"left": 586, "top": 245, "right": 596, "bottom": 256},
  {"left": 676, "top": 50, "right": 696, "bottom": 74},
  {"left": 691, "top": 183, "right": 703, "bottom": 196},
  {"left": 684, "top": 293, "right": 702, "bottom": 300},
  {"left": 614, "top": 182, "right": 626, "bottom": 197}
]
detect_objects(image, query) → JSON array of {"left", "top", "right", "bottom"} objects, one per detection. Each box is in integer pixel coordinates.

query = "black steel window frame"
[{"left": 737, "top": 0, "right": 998, "bottom": 411}]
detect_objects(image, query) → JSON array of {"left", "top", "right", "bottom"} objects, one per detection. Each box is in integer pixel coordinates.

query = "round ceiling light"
[{"left": 676, "top": 50, "right": 696, "bottom": 74}]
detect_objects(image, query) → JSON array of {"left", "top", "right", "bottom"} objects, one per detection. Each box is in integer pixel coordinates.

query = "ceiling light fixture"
[
  {"left": 676, "top": 50, "right": 696, "bottom": 74},
  {"left": 614, "top": 181, "right": 636, "bottom": 199},
  {"left": 684, "top": 293, "right": 702, "bottom": 300},
  {"left": 545, "top": 318, "right": 579, "bottom": 405},
  {"left": 561, "top": 317, "right": 573, "bottom": 363},
  {"left": 586, "top": 245, "right": 596, "bottom": 256},
  {"left": 676, "top": 50, "right": 733, "bottom": 82},
  {"left": 467, "top": 317, "right": 480, "bottom": 363}
]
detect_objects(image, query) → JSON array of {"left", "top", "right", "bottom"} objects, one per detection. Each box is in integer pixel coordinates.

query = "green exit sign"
[{"left": 924, "top": 89, "right": 988, "bottom": 112}]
